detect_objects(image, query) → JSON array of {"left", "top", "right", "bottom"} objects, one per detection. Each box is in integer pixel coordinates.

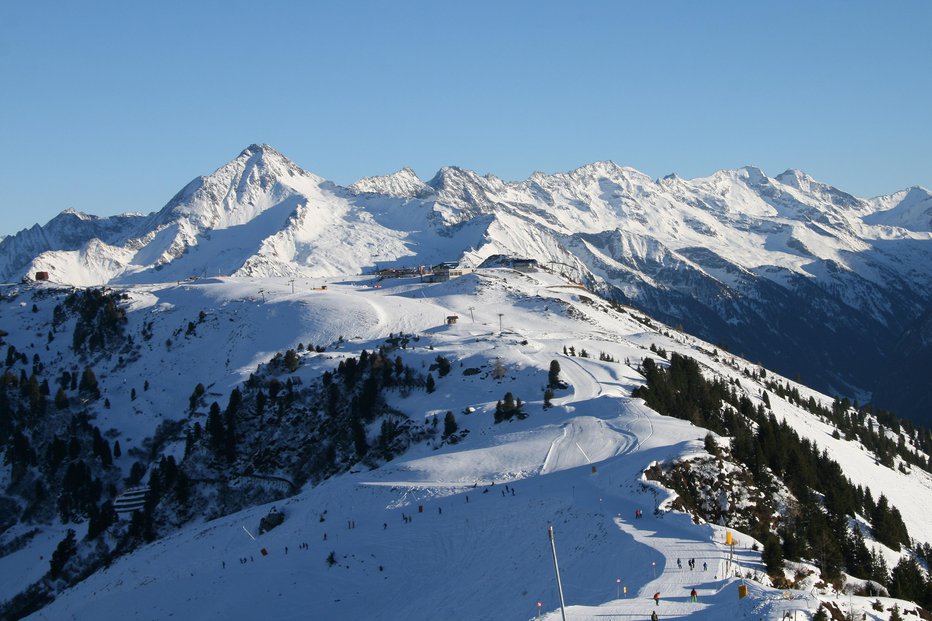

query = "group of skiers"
[
  {"left": 676, "top": 557, "right": 706, "bottom": 572},
  {"left": 649, "top": 586, "right": 700, "bottom": 614}
]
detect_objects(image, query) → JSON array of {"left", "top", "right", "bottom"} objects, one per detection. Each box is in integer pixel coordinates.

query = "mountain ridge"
[{"left": 1, "top": 144, "right": 930, "bottom": 423}]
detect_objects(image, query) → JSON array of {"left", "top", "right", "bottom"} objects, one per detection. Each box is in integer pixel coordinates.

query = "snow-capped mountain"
[
  {"left": 1, "top": 145, "right": 931, "bottom": 424},
  {"left": 351, "top": 166, "right": 433, "bottom": 198}
]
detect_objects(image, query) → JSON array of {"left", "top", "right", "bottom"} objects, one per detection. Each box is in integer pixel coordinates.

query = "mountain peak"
[
  {"left": 775, "top": 168, "right": 816, "bottom": 191},
  {"left": 575, "top": 160, "right": 622, "bottom": 174},
  {"left": 737, "top": 165, "right": 768, "bottom": 184},
  {"left": 427, "top": 165, "right": 485, "bottom": 190},
  {"left": 239, "top": 143, "right": 280, "bottom": 157},
  {"left": 351, "top": 167, "right": 432, "bottom": 198}
]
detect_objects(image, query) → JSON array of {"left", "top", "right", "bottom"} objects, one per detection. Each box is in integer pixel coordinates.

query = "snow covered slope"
[
  {"left": 1, "top": 269, "right": 930, "bottom": 620},
  {"left": 2, "top": 145, "right": 931, "bottom": 420}
]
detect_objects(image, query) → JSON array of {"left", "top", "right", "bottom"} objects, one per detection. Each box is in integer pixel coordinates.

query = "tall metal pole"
[{"left": 548, "top": 526, "right": 567, "bottom": 621}]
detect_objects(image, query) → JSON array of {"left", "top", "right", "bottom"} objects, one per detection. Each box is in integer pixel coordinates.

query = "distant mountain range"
[{"left": 2, "top": 144, "right": 930, "bottom": 424}]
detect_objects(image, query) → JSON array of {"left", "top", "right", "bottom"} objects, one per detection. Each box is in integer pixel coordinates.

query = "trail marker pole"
[
  {"left": 616, "top": 578, "right": 621, "bottom": 598},
  {"left": 548, "top": 526, "right": 567, "bottom": 621},
  {"left": 652, "top": 560, "right": 656, "bottom": 579},
  {"left": 468, "top": 306, "right": 475, "bottom": 322},
  {"left": 498, "top": 313, "right": 504, "bottom": 332},
  {"left": 537, "top": 601, "right": 542, "bottom": 620}
]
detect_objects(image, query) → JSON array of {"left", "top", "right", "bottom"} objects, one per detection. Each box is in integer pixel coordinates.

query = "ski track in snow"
[{"left": 1, "top": 268, "right": 925, "bottom": 621}]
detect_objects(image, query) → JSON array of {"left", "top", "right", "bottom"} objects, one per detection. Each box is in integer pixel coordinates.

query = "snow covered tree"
[{"left": 492, "top": 358, "right": 506, "bottom": 380}]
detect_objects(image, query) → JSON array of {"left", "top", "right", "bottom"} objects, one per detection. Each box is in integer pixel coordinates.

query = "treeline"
[
  {"left": 633, "top": 353, "right": 926, "bottom": 598},
  {"left": 183, "top": 340, "right": 439, "bottom": 498},
  {"left": 0, "top": 369, "right": 126, "bottom": 619},
  {"left": 764, "top": 379, "right": 931, "bottom": 473}
]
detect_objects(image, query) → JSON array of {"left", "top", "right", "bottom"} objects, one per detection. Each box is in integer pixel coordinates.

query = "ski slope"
[{"left": 1, "top": 268, "right": 927, "bottom": 621}]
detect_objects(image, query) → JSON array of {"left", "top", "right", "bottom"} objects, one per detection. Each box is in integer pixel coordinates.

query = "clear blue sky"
[{"left": 2, "top": 0, "right": 930, "bottom": 235}]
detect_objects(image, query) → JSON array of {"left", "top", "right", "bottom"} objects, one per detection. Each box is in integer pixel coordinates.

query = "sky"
[{"left": 1, "top": 0, "right": 931, "bottom": 236}]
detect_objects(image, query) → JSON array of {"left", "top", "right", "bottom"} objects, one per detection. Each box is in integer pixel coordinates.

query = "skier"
[
  {"left": 677, "top": 558, "right": 682, "bottom": 569},
  {"left": 653, "top": 592, "right": 660, "bottom": 606},
  {"left": 703, "top": 561, "right": 707, "bottom": 571},
  {"left": 651, "top": 611, "right": 659, "bottom": 621},
  {"left": 690, "top": 588, "right": 698, "bottom": 602}
]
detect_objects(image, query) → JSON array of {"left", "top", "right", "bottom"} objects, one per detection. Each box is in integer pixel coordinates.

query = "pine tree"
[
  {"left": 284, "top": 349, "right": 300, "bottom": 372},
  {"left": 443, "top": 411, "right": 458, "bottom": 437},
  {"left": 86, "top": 501, "right": 116, "bottom": 539},
  {"left": 113, "top": 440, "right": 121, "bottom": 458},
  {"left": 189, "top": 383, "right": 205, "bottom": 412},
  {"left": 548, "top": 360, "right": 561, "bottom": 388},
  {"left": 225, "top": 387, "right": 242, "bottom": 415},
  {"left": 54, "top": 387, "right": 69, "bottom": 410},
  {"left": 92, "top": 427, "right": 112, "bottom": 467},
  {"left": 435, "top": 356, "right": 451, "bottom": 377},
  {"left": 79, "top": 367, "right": 99, "bottom": 398},
  {"left": 49, "top": 529, "right": 77, "bottom": 578},
  {"left": 256, "top": 390, "right": 266, "bottom": 422},
  {"left": 351, "top": 420, "right": 368, "bottom": 456},
  {"left": 544, "top": 387, "right": 554, "bottom": 408},
  {"left": 890, "top": 557, "right": 925, "bottom": 603},
  {"left": 762, "top": 534, "right": 784, "bottom": 575},
  {"left": 813, "top": 606, "right": 829, "bottom": 621},
  {"left": 206, "top": 402, "right": 224, "bottom": 453},
  {"left": 223, "top": 406, "right": 236, "bottom": 460},
  {"left": 426, "top": 373, "right": 436, "bottom": 394}
]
